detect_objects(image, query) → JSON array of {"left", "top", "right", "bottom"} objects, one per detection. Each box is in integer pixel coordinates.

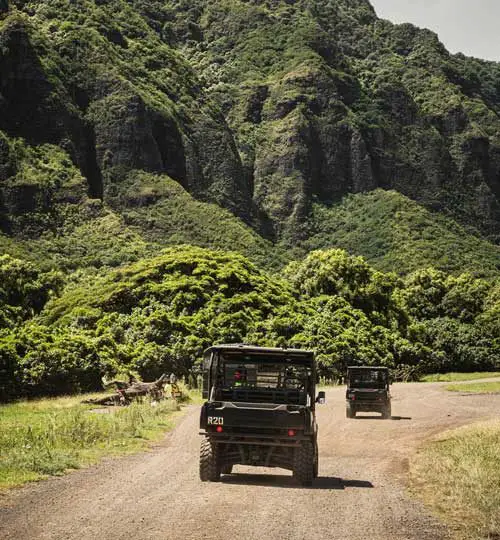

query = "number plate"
[{"left": 207, "top": 416, "right": 224, "bottom": 425}]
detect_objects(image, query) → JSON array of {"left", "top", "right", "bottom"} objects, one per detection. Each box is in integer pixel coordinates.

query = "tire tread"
[
  {"left": 293, "top": 441, "right": 314, "bottom": 486},
  {"left": 199, "top": 438, "right": 220, "bottom": 482}
]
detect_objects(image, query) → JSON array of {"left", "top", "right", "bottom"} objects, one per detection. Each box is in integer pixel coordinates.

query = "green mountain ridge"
[
  {"left": 158, "top": 0, "right": 500, "bottom": 240},
  {"left": 1, "top": 0, "right": 500, "bottom": 255}
]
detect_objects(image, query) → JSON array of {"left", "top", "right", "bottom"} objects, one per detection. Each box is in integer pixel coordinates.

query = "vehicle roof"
[
  {"left": 204, "top": 344, "right": 314, "bottom": 356},
  {"left": 347, "top": 366, "right": 389, "bottom": 371}
]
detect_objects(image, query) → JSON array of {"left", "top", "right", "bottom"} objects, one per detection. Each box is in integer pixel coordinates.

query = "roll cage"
[{"left": 202, "top": 345, "right": 316, "bottom": 407}]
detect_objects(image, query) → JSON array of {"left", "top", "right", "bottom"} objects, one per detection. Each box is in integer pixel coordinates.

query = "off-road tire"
[
  {"left": 346, "top": 404, "right": 355, "bottom": 418},
  {"left": 293, "top": 441, "right": 314, "bottom": 486},
  {"left": 382, "top": 404, "right": 392, "bottom": 419},
  {"left": 199, "top": 438, "right": 221, "bottom": 482},
  {"left": 221, "top": 464, "right": 233, "bottom": 474},
  {"left": 313, "top": 439, "right": 319, "bottom": 478}
]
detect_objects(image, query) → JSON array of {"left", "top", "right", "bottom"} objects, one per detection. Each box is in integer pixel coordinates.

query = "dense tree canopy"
[{"left": 0, "top": 246, "right": 497, "bottom": 401}]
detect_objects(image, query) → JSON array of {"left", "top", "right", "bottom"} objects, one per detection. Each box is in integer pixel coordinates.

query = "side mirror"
[{"left": 316, "top": 391, "right": 326, "bottom": 404}]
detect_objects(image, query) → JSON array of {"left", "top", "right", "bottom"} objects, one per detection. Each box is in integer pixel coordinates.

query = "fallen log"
[
  {"left": 83, "top": 395, "right": 119, "bottom": 406},
  {"left": 83, "top": 374, "right": 168, "bottom": 405},
  {"left": 124, "top": 373, "right": 168, "bottom": 400},
  {"left": 103, "top": 379, "right": 131, "bottom": 391}
]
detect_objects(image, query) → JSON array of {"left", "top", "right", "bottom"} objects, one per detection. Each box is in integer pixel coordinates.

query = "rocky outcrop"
[
  {"left": 184, "top": 110, "right": 252, "bottom": 221},
  {"left": 0, "top": 20, "right": 102, "bottom": 200},
  {"left": 0, "top": 21, "right": 67, "bottom": 144},
  {"left": 0, "top": 13, "right": 254, "bottom": 229},
  {"left": 178, "top": 0, "right": 500, "bottom": 242},
  {"left": 89, "top": 91, "right": 186, "bottom": 188}
]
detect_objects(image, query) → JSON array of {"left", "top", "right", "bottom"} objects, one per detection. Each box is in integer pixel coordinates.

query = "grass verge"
[
  {"left": 0, "top": 391, "right": 192, "bottom": 490},
  {"left": 445, "top": 382, "right": 500, "bottom": 394},
  {"left": 410, "top": 420, "right": 500, "bottom": 540},
  {"left": 421, "top": 372, "right": 500, "bottom": 383}
]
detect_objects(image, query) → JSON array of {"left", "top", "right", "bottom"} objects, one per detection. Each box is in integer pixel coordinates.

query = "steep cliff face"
[
  {"left": 0, "top": 0, "right": 499, "bottom": 251},
  {"left": 0, "top": 2, "right": 252, "bottom": 228},
  {"left": 156, "top": 0, "right": 500, "bottom": 242}
]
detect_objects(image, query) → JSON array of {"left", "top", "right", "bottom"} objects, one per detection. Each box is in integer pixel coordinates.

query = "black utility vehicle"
[
  {"left": 199, "top": 344, "right": 325, "bottom": 485},
  {"left": 345, "top": 366, "right": 391, "bottom": 419}
]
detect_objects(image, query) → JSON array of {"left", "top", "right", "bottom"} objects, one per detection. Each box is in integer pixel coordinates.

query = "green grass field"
[
  {"left": 445, "top": 381, "right": 500, "bottom": 393},
  {"left": 411, "top": 421, "right": 500, "bottom": 539},
  {"left": 0, "top": 392, "right": 189, "bottom": 490},
  {"left": 421, "top": 372, "right": 500, "bottom": 383}
]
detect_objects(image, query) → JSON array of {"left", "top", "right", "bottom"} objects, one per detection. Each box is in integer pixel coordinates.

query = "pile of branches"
[{"left": 83, "top": 374, "right": 168, "bottom": 406}]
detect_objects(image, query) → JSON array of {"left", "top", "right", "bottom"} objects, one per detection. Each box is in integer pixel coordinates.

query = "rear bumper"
[
  {"left": 347, "top": 400, "right": 387, "bottom": 410},
  {"left": 199, "top": 430, "right": 309, "bottom": 447}
]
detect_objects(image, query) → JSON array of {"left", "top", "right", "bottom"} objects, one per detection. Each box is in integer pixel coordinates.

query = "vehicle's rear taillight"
[
  {"left": 288, "top": 429, "right": 296, "bottom": 437},
  {"left": 216, "top": 426, "right": 223, "bottom": 433},
  {"left": 349, "top": 394, "right": 356, "bottom": 400}
]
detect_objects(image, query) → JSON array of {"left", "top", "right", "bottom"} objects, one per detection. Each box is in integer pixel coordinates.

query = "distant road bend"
[{"left": 2, "top": 382, "right": 500, "bottom": 540}]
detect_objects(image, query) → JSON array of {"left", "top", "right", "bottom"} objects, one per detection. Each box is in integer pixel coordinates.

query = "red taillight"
[
  {"left": 216, "top": 425, "right": 223, "bottom": 433},
  {"left": 288, "top": 429, "right": 296, "bottom": 437}
]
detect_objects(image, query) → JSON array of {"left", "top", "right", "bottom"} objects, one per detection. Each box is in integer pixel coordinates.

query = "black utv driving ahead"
[
  {"left": 345, "top": 366, "right": 391, "bottom": 419},
  {"left": 199, "top": 344, "right": 325, "bottom": 486}
]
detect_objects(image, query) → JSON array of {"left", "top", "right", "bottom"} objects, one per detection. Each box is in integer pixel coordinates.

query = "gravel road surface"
[{"left": 2, "top": 381, "right": 499, "bottom": 540}]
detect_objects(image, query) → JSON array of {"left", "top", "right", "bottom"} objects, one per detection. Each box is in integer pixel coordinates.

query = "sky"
[{"left": 370, "top": 0, "right": 500, "bottom": 62}]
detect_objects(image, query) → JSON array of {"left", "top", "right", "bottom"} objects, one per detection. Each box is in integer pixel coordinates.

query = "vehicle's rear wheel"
[
  {"left": 221, "top": 464, "right": 233, "bottom": 474},
  {"left": 382, "top": 404, "right": 392, "bottom": 419},
  {"left": 293, "top": 441, "right": 314, "bottom": 486},
  {"left": 199, "top": 438, "right": 221, "bottom": 482},
  {"left": 313, "top": 439, "right": 319, "bottom": 478},
  {"left": 346, "top": 404, "right": 355, "bottom": 418}
]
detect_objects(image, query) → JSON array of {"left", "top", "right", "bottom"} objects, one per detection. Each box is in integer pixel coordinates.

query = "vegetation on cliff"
[
  {"left": 303, "top": 190, "right": 500, "bottom": 277},
  {"left": 1, "top": 0, "right": 500, "bottom": 247}
]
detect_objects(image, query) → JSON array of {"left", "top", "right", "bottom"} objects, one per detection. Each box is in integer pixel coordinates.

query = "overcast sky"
[{"left": 371, "top": 0, "right": 500, "bottom": 62}]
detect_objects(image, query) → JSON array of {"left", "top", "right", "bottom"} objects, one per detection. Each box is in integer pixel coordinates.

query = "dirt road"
[{"left": 1, "top": 382, "right": 499, "bottom": 540}]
